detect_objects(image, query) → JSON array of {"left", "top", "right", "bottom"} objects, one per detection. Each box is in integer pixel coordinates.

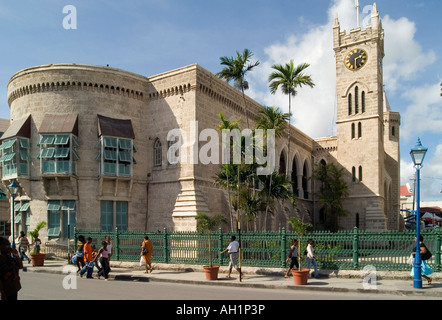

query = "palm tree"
[
  {"left": 217, "top": 49, "right": 260, "bottom": 129},
  {"left": 254, "top": 106, "right": 291, "bottom": 228},
  {"left": 215, "top": 113, "right": 240, "bottom": 231},
  {"left": 254, "top": 106, "right": 289, "bottom": 138},
  {"left": 268, "top": 60, "right": 314, "bottom": 174},
  {"left": 258, "top": 171, "right": 296, "bottom": 230}
]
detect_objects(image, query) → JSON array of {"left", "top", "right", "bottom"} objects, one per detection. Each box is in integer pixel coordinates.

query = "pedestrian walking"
[
  {"left": 284, "top": 239, "right": 299, "bottom": 278},
  {"left": 96, "top": 241, "right": 110, "bottom": 280},
  {"left": 17, "top": 231, "right": 30, "bottom": 264},
  {"left": 92, "top": 244, "right": 102, "bottom": 274},
  {"left": 0, "top": 237, "right": 23, "bottom": 300},
  {"left": 141, "top": 236, "right": 153, "bottom": 273},
  {"left": 75, "top": 235, "right": 86, "bottom": 272},
  {"left": 306, "top": 239, "right": 319, "bottom": 278},
  {"left": 105, "top": 235, "right": 112, "bottom": 271},
  {"left": 220, "top": 235, "right": 243, "bottom": 279},
  {"left": 78, "top": 237, "right": 94, "bottom": 278},
  {"left": 410, "top": 235, "right": 433, "bottom": 285}
]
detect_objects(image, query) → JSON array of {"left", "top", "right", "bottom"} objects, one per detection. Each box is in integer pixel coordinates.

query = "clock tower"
[{"left": 332, "top": 3, "right": 401, "bottom": 230}]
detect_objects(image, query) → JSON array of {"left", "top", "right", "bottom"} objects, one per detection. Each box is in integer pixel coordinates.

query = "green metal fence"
[{"left": 74, "top": 227, "right": 442, "bottom": 272}]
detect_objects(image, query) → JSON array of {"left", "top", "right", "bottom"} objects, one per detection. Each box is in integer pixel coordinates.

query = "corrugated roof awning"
[
  {"left": 97, "top": 114, "right": 135, "bottom": 139},
  {"left": 39, "top": 114, "right": 78, "bottom": 136},
  {"left": 0, "top": 115, "right": 31, "bottom": 141}
]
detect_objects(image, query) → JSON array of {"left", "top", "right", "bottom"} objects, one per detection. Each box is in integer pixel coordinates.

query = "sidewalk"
[{"left": 23, "top": 259, "right": 442, "bottom": 298}]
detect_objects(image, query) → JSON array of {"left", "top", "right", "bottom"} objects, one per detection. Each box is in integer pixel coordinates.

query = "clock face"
[{"left": 344, "top": 49, "right": 368, "bottom": 71}]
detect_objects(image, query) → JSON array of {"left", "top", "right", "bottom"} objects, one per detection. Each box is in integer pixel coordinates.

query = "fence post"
[
  {"left": 218, "top": 228, "right": 223, "bottom": 266},
  {"left": 435, "top": 226, "right": 441, "bottom": 272},
  {"left": 163, "top": 228, "right": 169, "bottom": 263},
  {"left": 115, "top": 227, "right": 119, "bottom": 261},
  {"left": 353, "top": 227, "right": 359, "bottom": 269},
  {"left": 281, "top": 228, "right": 286, "bottom": 268}
]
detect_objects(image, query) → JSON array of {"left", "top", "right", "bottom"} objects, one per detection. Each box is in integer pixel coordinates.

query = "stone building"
[{"left": 0, "top": 4, "right": 400, "bottom": 242}]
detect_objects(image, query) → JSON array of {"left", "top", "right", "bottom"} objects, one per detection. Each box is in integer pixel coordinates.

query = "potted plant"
[
  {"left": 288, "top": 217, "right": 312, "bottom": 285},
  {"left": 195, "top": 213, "right": 227, "bottom": 280},
  {"left": 29, "top": 221, "right": 47, "bottom": 266}
]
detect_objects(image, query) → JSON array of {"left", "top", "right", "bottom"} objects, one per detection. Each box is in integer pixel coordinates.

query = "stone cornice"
[{"left": 7, "top": 64, "right": 148, "bottom": 106}]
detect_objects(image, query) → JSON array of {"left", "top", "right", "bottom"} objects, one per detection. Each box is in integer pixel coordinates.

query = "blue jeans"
[
  {"left": 307, "top": 258, "right": 319, "bottom": 278},
  {"left": 20, "top": 251, "right": 30, "bottom": 262},
  {"left": 79, "top": 262, "right": 94, "bottom": 278}
]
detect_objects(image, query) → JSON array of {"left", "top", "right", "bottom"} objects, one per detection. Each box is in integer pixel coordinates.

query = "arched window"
[
  {"left": 291, "top": 160, "right": 298, "bottom": 196},
  {"left": 358, "top": 122, "right": 362, "bottom": 138},
  {"left": 359, "top": 166, "right": 363, "bottom": 181},
  {"left": 392, "top": 126, "right": 395, "bottom": 137},
  {"left": 279, "top": 152, "right": 286, "bottom": 175},
  {"left": 352, "top": 167, "right": 356, "bottom": 182},
  {"left": 348, "top": 93, "right": 352, "bottom": 115},
  {"left": 351, "top": 123, "right": 355, "bottom": 139},
  {"left": 355, "top": 86, "right": 359, "bottom": 114},
  {"left": 361, "top": 91, "right": 366, "bottom": 113},
  {"left": 302, "top": 162, "right": 308, "bottom": 199},
  {"left": 154, "top": 139, "right": 162, "bottom": 167}
]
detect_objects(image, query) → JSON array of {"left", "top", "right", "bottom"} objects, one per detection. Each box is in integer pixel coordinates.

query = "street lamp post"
[
  {"left": 7, "top": 180, "right": 20, "bottom": 250},
  {"left": 410, "top": 138, "right": 428, "bottom": 289}
]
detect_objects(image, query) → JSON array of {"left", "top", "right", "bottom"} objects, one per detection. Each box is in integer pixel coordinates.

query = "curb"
[{"left": 23, "top": 262, "right": 442, "bottom": 298}]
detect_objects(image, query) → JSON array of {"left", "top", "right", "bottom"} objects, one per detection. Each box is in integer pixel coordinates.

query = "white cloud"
[
  {"left": 382, "top": 16, "right": 437, "bottom": 93},
  {"left": 400, "top": 82, "right": 442, "bottom": 141}
]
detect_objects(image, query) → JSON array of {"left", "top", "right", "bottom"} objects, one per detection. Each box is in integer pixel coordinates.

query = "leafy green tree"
[{"left": 313, "top": 162, "right": 349, "bottom": 231}]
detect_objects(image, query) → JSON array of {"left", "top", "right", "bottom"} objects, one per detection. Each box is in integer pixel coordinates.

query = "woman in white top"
[{"left": 306, "top": 239, "right": 319, "bottom": 278}]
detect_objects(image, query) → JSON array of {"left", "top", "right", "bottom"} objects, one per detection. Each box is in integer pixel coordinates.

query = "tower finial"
[{"left": 355, "top": 0, "right": 360, "bottom": 28}]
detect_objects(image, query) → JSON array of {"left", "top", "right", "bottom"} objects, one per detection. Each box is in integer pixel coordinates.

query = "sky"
[{"left": 0, "top": 0, "right": 440, "bottom": 202}]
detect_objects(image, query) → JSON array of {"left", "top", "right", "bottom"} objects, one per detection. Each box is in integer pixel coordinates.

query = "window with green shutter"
[
  {"left": 97, "top": 136, "right": 136, "bottom": 177},
  {"left": 47, "top": 200, "right": 61, "bottom": 237},
  {"left": 38, "top": 134, "right": 79, "bottom": 175},
  {"left": 101, "top": 201, "right": 114, "bottom": 232},
  {"left": 0, "top": 137, "right": 30, "bottom": 178}
]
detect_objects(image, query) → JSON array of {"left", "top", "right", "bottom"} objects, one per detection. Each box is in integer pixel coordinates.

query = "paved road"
[{"left": 19, "top": 272, "right": 428, "bottom": 301}]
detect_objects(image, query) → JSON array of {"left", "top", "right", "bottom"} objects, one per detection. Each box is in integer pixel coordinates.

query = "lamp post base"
[
  {"left": 413, "top": 279, "right": 422, "bottom": 289},
  {"left": 413, "top": 264, "right": 422, "bottom": 289}
]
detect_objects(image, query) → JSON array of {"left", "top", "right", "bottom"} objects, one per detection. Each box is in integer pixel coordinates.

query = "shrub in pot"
[
  {"left": 288, "top": 217, "right": 312, "bottom": 285},
  {"left": 195, "top": 213, "right": 227, "bottom": 280},
  {"left": 28, "top": 221, "right": 47, "bottom": 266}
]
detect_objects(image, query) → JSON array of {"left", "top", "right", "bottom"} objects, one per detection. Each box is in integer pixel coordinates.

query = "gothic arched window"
[
  {"left": 361, "top": 91, "right": 366, "bottom": 113},
  {"left": 154, "top": 139, "right": 162, "bottom": 167},
  {"left": 348, "top": 93, "right": 352, "bottom": 115},
  {"left": 355, "top": 86, "right": 359, "bottom": 114}
]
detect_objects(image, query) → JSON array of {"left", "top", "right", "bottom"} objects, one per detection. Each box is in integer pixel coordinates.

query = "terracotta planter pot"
[
  {"left": 203, "top": 265, "right": 220, "bottom": 280},
  {"left": 292, "top": 268, "right": 309, "bottom": 285},
  {"left": 30, "top": 253, "right": 46, "bottom": 266}
]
